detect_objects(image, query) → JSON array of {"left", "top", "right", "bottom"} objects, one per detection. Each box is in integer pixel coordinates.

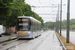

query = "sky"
[{"left": 25, "top": 0, "right": 75, "bottom": 23}]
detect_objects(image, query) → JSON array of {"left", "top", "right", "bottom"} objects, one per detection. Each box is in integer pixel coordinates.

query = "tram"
[{"left": 16, "top": 16, "right": 41, "bottom": 39}]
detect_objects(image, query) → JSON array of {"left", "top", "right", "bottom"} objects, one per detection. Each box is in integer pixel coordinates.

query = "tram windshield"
[
  {"left": 17, "top": 18, "right": 29, "bottom": 31},
  {"left": 18, "top": 22, "right": 29, "bottom": 31}
]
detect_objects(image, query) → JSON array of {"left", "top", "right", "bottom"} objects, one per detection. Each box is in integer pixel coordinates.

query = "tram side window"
[
  {"left": 30, "top": 21, "right": 41, "bottom": 31},
  {"left": 36, "top": 23, "right": 38, "bottom": 31},
  {"left": 34, "top": 23, "right": 36, "bottom": 31},
  {"left": 39, "top": 24, "right": 41, "bottom": 31},
  {"left": 37, "top": 24, "right": 39, "bottom": 31},
  {"left": 30, "top": 22, "right": 35, "bottom": 31},
  {"left": 33, "top": 22, "right": 37, "bottom": 31},
  {"left": 33, "top": 22, "right": 35, "bottom": 31},
  {"left": 40, "top": 25, "right": 41, "bottom": 30},
  {"left": 31, "top": 22, "right": 33, "bottom": 31},
  {"left": 36, "top": 23, "right": 37, "bottom": 31}
]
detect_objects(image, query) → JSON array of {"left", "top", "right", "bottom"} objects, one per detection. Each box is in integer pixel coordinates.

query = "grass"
[{"left": 8, "top": 37, "right": 12, "bottom": 41}]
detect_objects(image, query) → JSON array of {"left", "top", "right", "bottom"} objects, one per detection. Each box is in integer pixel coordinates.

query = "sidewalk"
[{"left": 0, "top": 33, "right": 16, "bottom": 43}]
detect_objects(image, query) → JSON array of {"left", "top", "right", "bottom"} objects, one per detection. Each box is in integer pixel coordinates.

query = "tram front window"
[{"left": 18, "top": 22, "right": 29, "bottom": 31}]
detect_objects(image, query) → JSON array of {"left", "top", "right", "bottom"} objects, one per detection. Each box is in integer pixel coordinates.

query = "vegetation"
[
  {"left": 44, "top": 19, "right": 75, "bottom": 30},
  {"left": 8, "top": 37, "right": 12, "bottom": 40},
  {"left": 0, "top": 0, "right": 44, "bottom": 34},
  {"left": 44, "top": 22, "right": 55, "bottom": 29},
  {"left": 62, "top": 19, "right": 75, "bottom": 29}
]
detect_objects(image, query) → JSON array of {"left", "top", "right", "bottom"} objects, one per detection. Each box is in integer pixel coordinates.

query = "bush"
[{"left": 2, "top": 33, "right": 11, "bottom": 36}]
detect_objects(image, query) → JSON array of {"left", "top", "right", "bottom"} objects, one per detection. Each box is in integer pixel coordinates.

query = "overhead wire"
[
  {"left": 25, "top": 0, "right": 32, "bottom": 5},
  {"left": 37, "top": 0, "right": 47, "bottom": 15},
  {"left": 25, "top": 0, "right": 56, "bottom": 22},
  {"left": 37, "top": 0, "right": 49, "bottom": 22},
  {"left": 38, "top": 0, "right": 57, "bottom": 22}
]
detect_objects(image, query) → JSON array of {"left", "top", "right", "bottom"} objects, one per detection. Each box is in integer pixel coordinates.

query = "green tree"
[
  {"left": 0, "top": 0, "right": 44, "bottom": 34},
  {"left": 32, "top": 12, "right": 44, "bottom": 26},
  {"left": 61, "top": 19, "right": 75, "bottom": 29},
  {"left": 44, "top": 22, "right": 55, "bottom": 29},
  {"left": 0, "top": 0, "right": 13, "bottom": 33}
]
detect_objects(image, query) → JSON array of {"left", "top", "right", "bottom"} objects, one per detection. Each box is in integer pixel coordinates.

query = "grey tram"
[{"left": 16, "top": 16, "right": 41, "bottom": 39}]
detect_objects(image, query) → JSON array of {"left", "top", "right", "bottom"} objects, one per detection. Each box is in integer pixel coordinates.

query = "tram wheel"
[{"left": 0, "top": 35, "right": 2, "bottom": 37}]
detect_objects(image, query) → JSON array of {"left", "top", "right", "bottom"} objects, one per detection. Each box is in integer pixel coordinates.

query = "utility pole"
[
  {"left": 32, "top": 6, "right": 35, "bottom": 17},
  {"left": 66, "top": 0, "right": 70, "bottom": 43},
  {"left": 57, "top": 4, "right": 60, "bottom": 33},
  {"left": 56, "top": 16, "right": 57, "bottom": 32},
  {"left": 60, "top": 0, "right": 62, "bottom": 36}
]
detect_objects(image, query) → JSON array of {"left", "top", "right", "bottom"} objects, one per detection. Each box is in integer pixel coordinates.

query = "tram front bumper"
[{"left": 17, "top": 34, "right": 32, "bottom": 38}]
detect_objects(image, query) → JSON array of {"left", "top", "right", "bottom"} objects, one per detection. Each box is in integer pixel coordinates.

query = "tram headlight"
[
  {"left": 28, "top": 31, "right": 31, "bottom": 34},
  {"left": 28, "top": 31, "right": 32, "bottom": 34}
]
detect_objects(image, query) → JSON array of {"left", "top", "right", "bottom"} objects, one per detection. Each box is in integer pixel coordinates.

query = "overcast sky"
[{"left": 25, "top": 0, "right": 75, "bottom": 23}]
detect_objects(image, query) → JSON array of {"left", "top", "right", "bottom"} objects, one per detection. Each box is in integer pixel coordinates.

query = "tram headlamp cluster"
[
  {"left": 28, "top": 31, "right": 30, "bottom": 34},
  {"left": 28, "top": 31, "right": 31, "bottom": 34}
]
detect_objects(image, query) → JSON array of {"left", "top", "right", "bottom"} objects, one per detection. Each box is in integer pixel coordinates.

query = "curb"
[
  {"left": 55, "top": 31, "right": 75, "bottom": 50},
  {"left": 55, "top": 32, "right": 67, "bottom": 50},
  {"left": 0, "top": 37, "right": 16, "bottom": 43}
]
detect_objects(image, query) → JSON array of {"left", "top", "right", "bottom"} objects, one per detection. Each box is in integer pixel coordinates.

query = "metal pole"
[
  {"left": 66, "top": 0, "right": 70, "bottom": 43},
  {"left": 55, "top": 17, "right": 57, "bottom": 31},
  {"left": 57, "top": 4, "right": 59, "bottom": 33},
  {"left": 56, "top": 17, "right": 58, "bottom": 32},
  {"left": 32, "top": 6, "right": 35, "bottom": 17},
  {"left": 60, "top": 0, "right": 62, "bottom": 36}
]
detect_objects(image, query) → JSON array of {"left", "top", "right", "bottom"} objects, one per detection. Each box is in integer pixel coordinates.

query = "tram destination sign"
[{"left": 19, "top": 19, "right": 28, "bottom": 21}]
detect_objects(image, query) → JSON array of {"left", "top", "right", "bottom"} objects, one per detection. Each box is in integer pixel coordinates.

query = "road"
[
  {"left": 0, "top": 30, "right": 62, "bottom": 50},
  {"left": 61, "top": 30, "right": 75, "bottom": 45}
]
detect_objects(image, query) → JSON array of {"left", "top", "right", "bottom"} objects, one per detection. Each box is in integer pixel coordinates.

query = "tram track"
[
  {"left": 6, "top": 40, "right": 29, "bottom": 50},
  {"left": 0, "top": 39, "right": 30, "bottom": 50},
  {"left": 0, "top": 38, "right": 16, "bottom": 44},
  {"left": 32, "top": 31, "right": 52, "bottom": 50},
  {"left": 5, "top": 31, "right": 52, "bottom": 50},
  {"left": 2, "top": 39, "right": 17, "bottom": 46},
  {"left": 1, "top": 31, "right": 53, "bottom": 50},
  {"left": 0, "top": 39, "right": 17, "bottom": 49}
]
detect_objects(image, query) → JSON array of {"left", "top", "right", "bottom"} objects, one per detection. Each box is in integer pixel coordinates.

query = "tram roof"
[{"left": 18, "top": 16, "right": 41, "bottom": 23}]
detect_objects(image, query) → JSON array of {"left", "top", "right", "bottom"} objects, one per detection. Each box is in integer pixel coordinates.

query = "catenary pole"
[
  {"left": 60, "top": 0, "right": 62, "bottom": 36},
  {"left": 57, "top": 4, "right": 59, "bottom": 33},
  {"left": 66, "top": 0, "right": 70, "bottom": 43}
]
